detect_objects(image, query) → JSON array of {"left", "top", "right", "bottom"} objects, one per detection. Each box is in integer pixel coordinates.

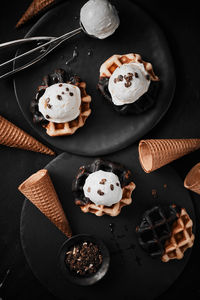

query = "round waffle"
[
  {"left": 98, "top": 53, "right": 159, "bottom": 115},
  {"left": 72, "top": 158, "right": 136, "bottom": 217},
  {"left": 31, "top": 69, "right": 91, "bottom": 136}
]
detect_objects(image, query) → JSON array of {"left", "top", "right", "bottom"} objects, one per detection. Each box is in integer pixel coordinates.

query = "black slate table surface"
[{"left": 0, "top": 0, "right": 200, "bottom": 299}]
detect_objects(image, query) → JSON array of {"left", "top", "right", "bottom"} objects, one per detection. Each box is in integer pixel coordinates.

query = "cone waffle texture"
[
  {"left": 80, "top": 182, "right": 136, "bottom": 217},
  {"left": 43, "top": 81, "right": 91, "bottom": 136},
  {"left": 184, "top": 162, "right": 200, "bottom": 195},
  {"left": 139, "top": 139, "right": 200, "bottom": 173},
  {"left": 0, "top": 115, "right": 55, "bottom": 155},
  {"left": 16, "top": 0, "right": 55, "bottom": 28},
  {"left": 162, "top": 208, "right": 195, "bottom": 262},
  {"left": 18, "top": 169, "right": 72, "bottom": 237},
  {"left": 99, "top": 53, "right": 159, "bottom": 81}
]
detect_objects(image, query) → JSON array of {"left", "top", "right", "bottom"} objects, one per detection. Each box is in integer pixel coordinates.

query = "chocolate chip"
[
  {"left": 110, "top": 184, "right": 114, "bottom": 191},
  {"left": 47, "top": 104, "right": 52, "bottom": 109},
  {"left": 59, "top": 84, "right": 63, "bottom": 87},
  {"left": 57, "top": 95, "right": 62, "bottom": 100},
  {"left": 62, "top": 92, "right": 65, "bottom": 94},
  {"left": 118, "top": 75, "right": 123, "bottom": 81},
  {"left": 46, "top": 115, "right": 50, "bottom": 119},
  {"left": 97, "top": 190, "right": 104, "bottom": 196},
  {"left": 114, "top": 78, "right": 117, "bottom": 83},
  {"left": 125, "top": 81, "right": 132, "bottom": 87},
  {"left": 116, "top": 182, "right": 119, "bottom": 186},
  {"left": 128, "top": 72, "right": 133, "bottom": 76},
  {"left": 70, "top": 92, "right": 74, "bottom": 96},
  {"left": 66, "top": 87, "right": 69, "bottom": 91},
  {"left": 46, "top": 98, "right": 50, "bottom": 103},
  {"left": 135, "top": 72, "right": 139, "bottom": 78},
  {"left": 99, "top": 178, "right": 106, "bottom": 184},
  {"left": 87, "top": 187, "right": 91, "bottom": 193},
  {"left": 146, "top": 74, "right": 150, "bottom": 80}
]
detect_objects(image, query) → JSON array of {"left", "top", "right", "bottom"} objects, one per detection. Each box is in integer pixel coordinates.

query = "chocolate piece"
[
  {"left": 66, "top": 87, "right": 69, "bottom": 91},
  {"left": 70, "top": 92, "right": 74, "bottom": 96},
  {"left": 99, "top": 178, "right": 106, "bottom": 184},
  {"left": 46, "top": 115, "right": 50, "bottom": 119},
  {"left": 97, "top": 190, "right": 104, "bottom": 196},
  {"left": 110, "top": 184, "right": 114, "bottom": 191},
  {"left": 47, "top": 104, "right": 52, "bottom": 109},
  {"left": 118, "top": 75, "right": 123, "bottom": 81},
  {"left": 116, "top": 182, "right": 119, "bottom": 186},
  {"left": 87, "top": 187, "right": 91, "bottom": 193},
  {"left": 57, "top": 95, "right": 62, "bottom": 100},
  {"left": 59, "top": 84, "right": 63, "bottom": 87},
  {"left": 65, "top": 241, "right": 103, "bottom": 276},
  {"left": 125, "top": 81, "right": 132, "bottom": 88},
  {"left": 135, "top": 72, "right": 139, "bottom": 78}
]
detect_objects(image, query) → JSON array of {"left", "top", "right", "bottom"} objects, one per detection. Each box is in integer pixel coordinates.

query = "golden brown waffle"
[
  {"left": 18, "top": 169, "right": 72, "bottom": 237},
  {"left": 184, "top": 162, "right": 200, "bottom": 195},
  {"left": 162, "top": 208, "right": 195, "bottom": 262},
  {"left": 99, "top": 53, "right": 159, "bottom": 81},
  {"left": 43, "top": 81, "right": 91, "bottom": 137},
  {"left": 0, "top": 115, "right": 55, "bottom": 155},
  {"left": 139, "top": 139, "right": 200, "bottom": 173},
  {"left": 79, "top": 182, "right": 136, "bottom": 217},
  {"left": 16, "top": 0, "right": 55, "bottom": 28}
]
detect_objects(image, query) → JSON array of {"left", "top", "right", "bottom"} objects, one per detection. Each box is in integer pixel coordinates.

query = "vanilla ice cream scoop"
[
  {"left": 108, "top": 62, "right": 151, "bottom": 106},
  {"left": 80, "top": 0, "right": 120, "bottom": 39},
  {"left": 38, "top": 83, "right": 81, "bottom": 123},
  {"left": 83, "top": 170, "right": 123, "bottom": 206}
]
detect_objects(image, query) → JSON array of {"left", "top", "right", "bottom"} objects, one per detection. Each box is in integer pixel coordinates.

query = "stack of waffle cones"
[
  {"left": 16, "top": 0, "right": 57, "bottom": 28},
  {"left": 184, "top": 162, "right": 200, "bottom": 195},
  {"left": 139, "top": 139, "right": 200, "bottom": 173},
  {"left": 18, "top": 169, "right": 72, "bottom": 237},
  {"left": 0, "top": 115, "right": 55, "bottom": 155}
]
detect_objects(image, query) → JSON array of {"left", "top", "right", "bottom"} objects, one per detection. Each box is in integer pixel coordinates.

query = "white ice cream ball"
[
  {"left": 38, "top": 83, "right": 81, "bottom": 123},
  {"left": 83, "top": 170, "right": 123, "bottom": 206},
  {"left": 108, "top": 62, "right": 151, "bottom": 105},
  {"left": 80, "top": 0, "right": 120, "bottom": 39}
]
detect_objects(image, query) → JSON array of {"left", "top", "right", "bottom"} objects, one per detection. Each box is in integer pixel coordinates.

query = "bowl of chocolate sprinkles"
[{"left": 58, "top": 234, "right": 110, "bottom": 286}]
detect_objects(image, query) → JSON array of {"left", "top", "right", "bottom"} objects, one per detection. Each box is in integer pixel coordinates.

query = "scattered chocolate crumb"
[
  {"left": 125, "top": 81, "right": 132, "bottom": 88},
  {"left": 66, "top": 87, "right": 69, "bottom": 91},
  {"left": 70, "top": 92, "right": 74, "bottom": 96},
  {"left": 57, "top": 95, "right": 62, "bottom": 100},
  {"left": 135, "top": 72, "right": 139, "bottom": 78},
  {"left": 116, "top": 182, "right": 119, "bottom": 186},
  {"left": 110, "top": 184, "right": 114, "bottom": 191},
  {"left": 47, "top": 104, "right": 52, "bottom": 109},
  {"left": 99, "top": 178, "right": 107, "bottom": 184},
  {"left": 87, "top": 187, "right": 91, "bottom": 193},
  {"left": 46, "top": 115, "right": 50, "bottom": 119},
  {"left": 97, "top": 190, "right": 104, "bottom": 196},
  {"left": 152, "top": 189, "right": 157, "bottom": 198},
  {"left": 65, "top": 241, "right": 103, "bottom": 276},
  {"left": 59, "top": 84, "right": 63, "bottom": 87}
]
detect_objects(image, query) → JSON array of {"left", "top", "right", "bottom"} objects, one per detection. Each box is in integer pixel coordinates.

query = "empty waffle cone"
[
  {"left": 16, "top": 0, "right": 55, "bottom": 28},
  {"left": 18, "top": 169, "right": 72, "bottom": 237},
  {"left": 0, "top": 115, "right": 55, "bottom": 155},
  {"left": 184, "top": 162, "right": 200, "bottom": 194},
  {"left": 139, "top": 139, "right": 200, "bottom": 173}
]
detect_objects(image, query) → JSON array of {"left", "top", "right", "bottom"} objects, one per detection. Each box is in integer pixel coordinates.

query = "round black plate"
[
  {"left": 14, "top": 0, "right": 175, "bottom": 156},
  {"left": 20, "top": 144, "right": 195, "bottom": 300}
]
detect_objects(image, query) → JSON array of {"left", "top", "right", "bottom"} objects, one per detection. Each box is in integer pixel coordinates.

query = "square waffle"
[{"left": 162, "top": 208, "right": 195, "bottom": 262}]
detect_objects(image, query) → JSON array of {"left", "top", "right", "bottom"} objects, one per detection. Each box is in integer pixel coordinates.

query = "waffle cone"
[
  {"left": 16, "top": 0, "right": 55, "bottom": 28},
  {"left": 184, "top": 162, "right": 200, "bottom": 194},
  {"left": 0, "top": 115, "right": 54, "bottom": 155},
  {"left": 18, "top": 169, "right": 72, "bottom": 237},
  {"left": 139, "top": 139, "right": 200, "bottom": 173}
]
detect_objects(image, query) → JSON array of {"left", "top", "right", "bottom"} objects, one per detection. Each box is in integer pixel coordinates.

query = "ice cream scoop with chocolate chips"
[
  {"left": 38, "top": 83, "right": 81, "bottom": 123},
  {"left": 108, "top": 62, "right": 151, "bottom": 106},
  {"left": 83, "top": 170, "right": 123, "bottom": 206}
]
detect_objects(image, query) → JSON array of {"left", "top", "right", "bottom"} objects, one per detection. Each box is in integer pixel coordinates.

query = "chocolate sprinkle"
[
  {"left": 57, "top": 95, "right": 62, "bottom": 100},
  {"left": 99, "top": 178, "right": 107, "bottom": 184},
  {"left": 97, "top": 190, "right": 104, "bottom": 196},
  {"left": 110, "top": 184, "right": 114, "bottom": 191}
]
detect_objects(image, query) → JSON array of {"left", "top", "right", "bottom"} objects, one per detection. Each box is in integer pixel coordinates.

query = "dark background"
[{"left": 0, "top": 0, "right": 200, "bottom": 299}]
